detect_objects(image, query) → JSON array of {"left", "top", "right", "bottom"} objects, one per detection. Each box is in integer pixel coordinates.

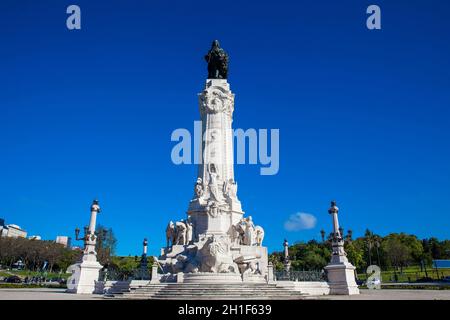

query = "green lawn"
[
  {"left": 358, "top": 266, "right": 450, "bottom": 283},
  {"left": 0, "top": 283, "right": 66, "bottom": 289},
  {"left": 0, "top": 269, "right": 71, "bottom": 280}
]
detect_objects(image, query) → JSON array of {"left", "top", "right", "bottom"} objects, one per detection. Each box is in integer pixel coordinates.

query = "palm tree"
[
  {"left": 373, "top": 235, "right": 382, "bottom": 266},
  {"left": 365, "top": 229, "right": 374, "bottom": 266}
]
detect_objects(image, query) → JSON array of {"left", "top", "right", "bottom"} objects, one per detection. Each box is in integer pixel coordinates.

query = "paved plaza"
[
  {"left": 312, "top": 289, "right": 450, "bottom": 300},
  {"left": 0, "top": 288, "right": 449, "bottom": 300},
  {"left": 0, "top": 288, "right": 101, "bottom": 300}
]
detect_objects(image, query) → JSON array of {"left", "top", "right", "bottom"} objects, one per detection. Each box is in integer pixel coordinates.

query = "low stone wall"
[
  {"left": 95, "top": 280, "right": 150, "bottom": 295},
  {"left": 95, "top": 281, "right": 127, "bottom": 294},
  {"left": 182, "top": 272, "right": 243, "bottom": 284},
  {"left": 276, "top": 281, "right": 330, "bottom": 296}
]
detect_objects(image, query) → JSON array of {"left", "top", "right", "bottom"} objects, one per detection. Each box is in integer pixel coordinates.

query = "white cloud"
[{"left": 284, "top": 212, "right": 317, "bottom": 231}]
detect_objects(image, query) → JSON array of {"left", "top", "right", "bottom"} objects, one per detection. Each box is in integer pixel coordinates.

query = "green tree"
[
  {"left": 269, "top": 240, "right": 330, "bottom": 271},
  {"left": 268, "top": 252, "right": 284, "bottom": 271},
  {"left": 302, "top": 251, "right": 328, "bottom": 270},
  {"left": 363, "top": 229, "right": 383, "bottom": 267},
  {"left": 345, "top": 241, "right": 364, "bottom": 270},
  {"left": 382, "top": 235, "right": 414, "bottom": 273},
  {"left": 96, "top": 225, "right": 118, "bottom": 265}
]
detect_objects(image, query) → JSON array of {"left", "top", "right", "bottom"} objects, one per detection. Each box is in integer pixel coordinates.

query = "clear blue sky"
[{"left": 1, "top": 0, "right": 449, "bottom": 256}]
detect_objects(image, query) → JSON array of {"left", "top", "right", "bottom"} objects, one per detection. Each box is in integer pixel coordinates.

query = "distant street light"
[
  {"left": 320, "top": 229, "right": 326, "bottom": 243},
  {"left": 74, "top": 226, "right": 88, "bottom": 241},
  {"left": 347, "top": 229, "right": 353, "bottom": 242}
]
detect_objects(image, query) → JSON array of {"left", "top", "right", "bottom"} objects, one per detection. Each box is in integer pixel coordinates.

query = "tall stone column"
[
  {"left": 143, "top": 238, "right": 148, "bottom": 256},
  {"left": 66, "top": 200, "right": 103, "bottom": 294},
  {"left": 324, "top": 201, "right": 360, "bottom": 295},
  {"left": 82, "top": 200, "right": 101, "bottom": 261},
  {"left": 88, "top": 201, "right": 99, "bottom": 234},
  {"left": 283, "top": 239, "right": 291, "bottom": 275},
  {"left": 188, "top": 79, "right": 243, "bottom": 238}
]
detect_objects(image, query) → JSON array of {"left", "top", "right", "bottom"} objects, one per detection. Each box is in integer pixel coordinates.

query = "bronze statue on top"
[{"left": 205, "top": 40, "right": 229, "bottom": 79}]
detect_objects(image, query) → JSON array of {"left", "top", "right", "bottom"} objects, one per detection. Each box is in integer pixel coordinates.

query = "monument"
[
  {"left": 66, "top": 200, "right": 103, "bottom": 294},
  {"left": 283, "top": 239, "right": 291, "bottom": 275},
  {"left": 157, "top": 41, "right": 268, "bottom": 283},
  {"left": 100, "top": 42, "right": 356, "bottom": 299},
  {"left": 324, "top": 201, "right": 360, "bottom": 295}
]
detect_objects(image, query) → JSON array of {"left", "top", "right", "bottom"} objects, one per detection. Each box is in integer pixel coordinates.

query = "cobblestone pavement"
[{"left": 0, "top": 288, "right": 449, "bottom": 300}]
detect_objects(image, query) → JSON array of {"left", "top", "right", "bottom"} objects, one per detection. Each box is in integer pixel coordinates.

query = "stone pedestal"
[
  {"left": 150, "top": 263, "right": 160, "bottom": 284},
  {"left": 325, "top": 262, "right": 359, "bottom": 295},
  {"left": 266, "top": 263, "right": 276, "bottom": 284},
  {"left": 66, "top": 260, "right": 103, "bottom": 294}
]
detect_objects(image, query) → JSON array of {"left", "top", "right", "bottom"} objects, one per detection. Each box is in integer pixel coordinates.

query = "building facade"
[
  {"left": 0, "top": 219, "right": 28, "bottom": 238},
  {"left": 56, "top": 236, "right": 72, "bottom": 248},
  {"left": 2, "top": 224, "right": 27, "bottom": 238}
]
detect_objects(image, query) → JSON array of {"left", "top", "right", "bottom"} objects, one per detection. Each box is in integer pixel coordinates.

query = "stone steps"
[
  {"left": 120, "top": 295, "right": 303, "bottom": 300},
  {"left": 114, "top": 283, "right": 305, "bottom": 300}
]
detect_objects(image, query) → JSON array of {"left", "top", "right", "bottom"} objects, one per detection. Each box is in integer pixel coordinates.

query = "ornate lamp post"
[
  {"left": 135, "top": 238, "right": 149, "bottom": 280},
  {"left": 324, "top": 200, "right": 360, "bottom": 295},
  {"left": 73, "top": 200, "right": 101, "bottom": 256},
  {"left": 66, "top": 199, "right": 104, "bottom": 294},
  {"left": 347, "top": 229, "right": 353, "bottom": 242},
  {"left": 142, "top": 238, "right": 148, "bottom": 260},
  {"left": 329, "top": 201, "right": 342, "bottom": 244},
  {"left": 320, "top": 229, "right": 326, "bottom": 243},
  {"left": 74, "top": 226, "right": 89, "bottom": 244}
]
